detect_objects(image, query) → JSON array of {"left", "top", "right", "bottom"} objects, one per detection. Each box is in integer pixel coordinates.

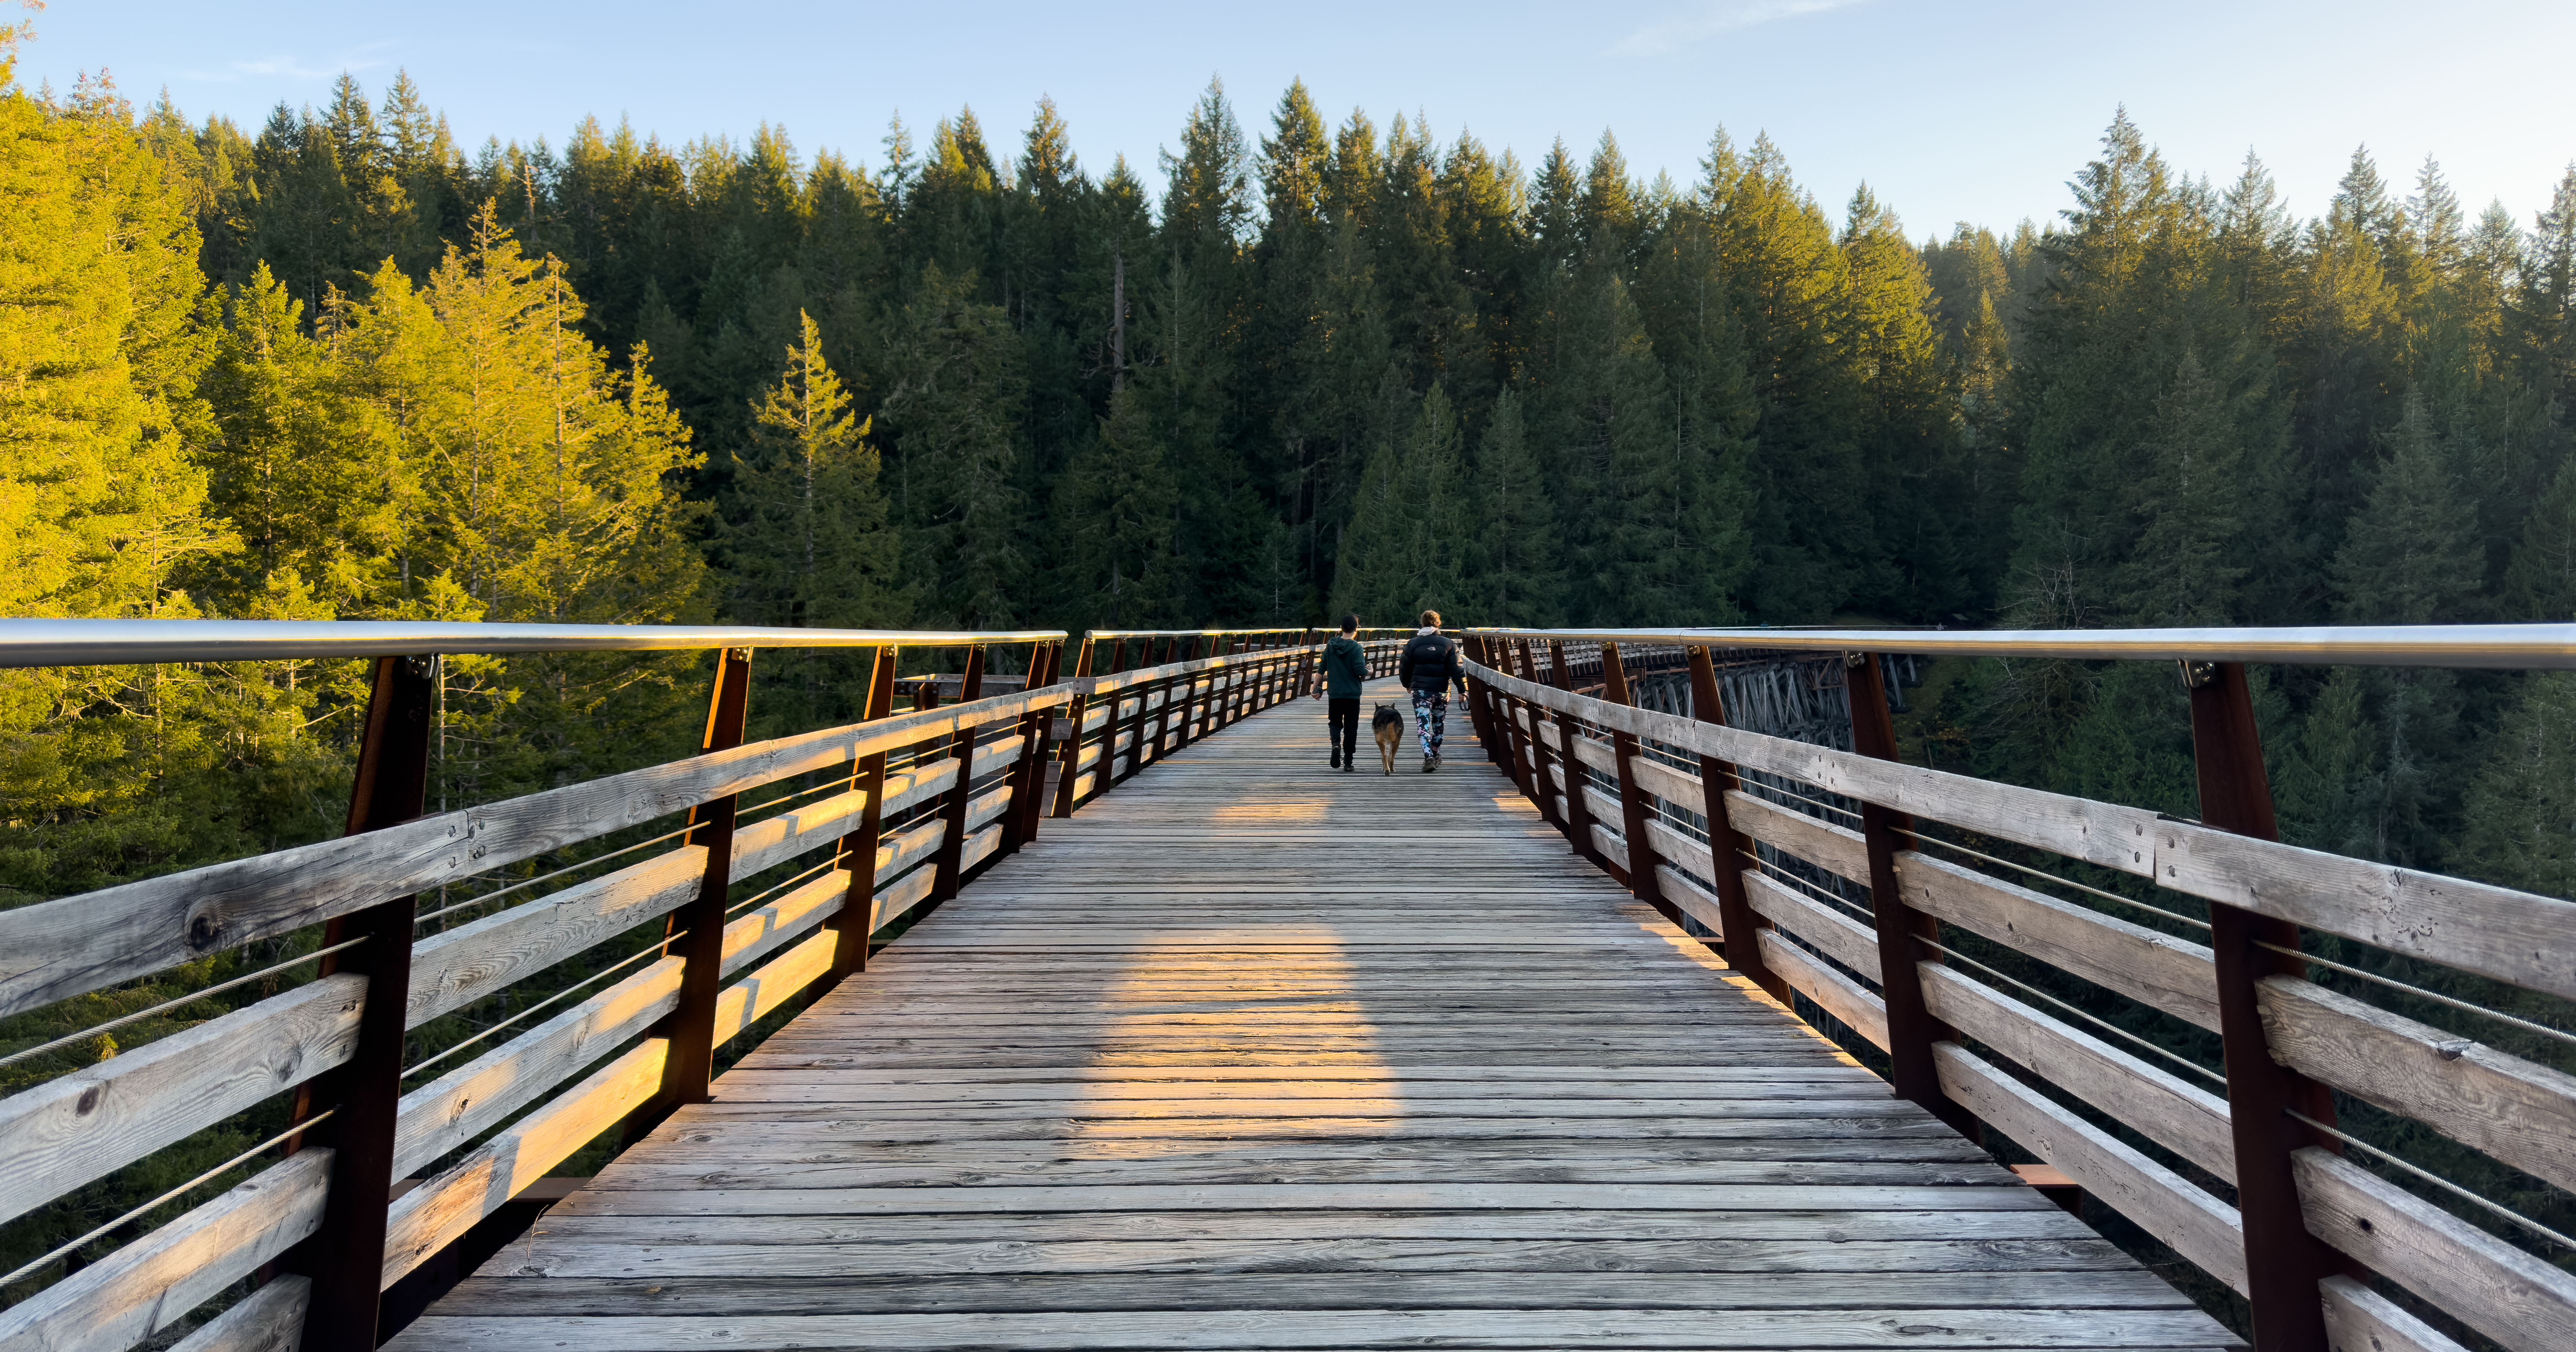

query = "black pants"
[{"left": 1327, "top": 698, "right": 1359, "bottom": 762}]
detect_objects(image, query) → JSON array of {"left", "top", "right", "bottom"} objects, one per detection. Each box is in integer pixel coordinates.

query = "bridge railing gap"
[
  {"left": 1463, "top": 621, "right": 2576, "bottom": 1352},
  {"left": 0, "top": 618, "right": 1363, "bottom": 1352}
]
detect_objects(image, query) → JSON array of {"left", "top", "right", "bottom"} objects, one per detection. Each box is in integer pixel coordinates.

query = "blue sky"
[{"left": 17, "top": 0, "right": 2575, "bottom": 241}]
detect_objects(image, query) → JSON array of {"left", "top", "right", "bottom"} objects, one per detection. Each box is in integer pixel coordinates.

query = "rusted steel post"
[
  {"left": 1548, "top": 640, "right": 1607, "bottom": 871},
  {"left": 1514, "top": 640, "right": 1567, "bottom": 834},
  {"left": 828, "top": 645, "right": 899, "bottom": 979},
  {"left": 1598, "top": 644, "right": 1667, "bottom": 911},
  {"left": 1685, "top": 645, "right": 1786, "bottom": 1002},
  {"left": 1482, "top": 641, "right": 1535, "bottom": 804},
  {"left": 1004, "top": 640, "right": 1060, "bottom": 853},
  {"left": 2187, "top": 660, "right": 2338, "bottom": 1352},
  {"left": 289, "top": 653, "right": 437, "bottom": 1351},
  {"left": 634, "top": 646, "right": 756, "bottom": 1133},
  {"left": 930, "top": 646, "right": 986, "bottom": 901},
  {"left": 1460, "top": 637, "right": 1501, "bottom": 766},
  {"left": 1292, "top": 627, "right": 1318, "bottom": 697},
  {"left": 1171, "top": 638, "right": 1203, "bottom": 750},
  {"left": 1844, "top": 652, "right": 1976, "bottom": 1137},
  {"left": 1502, "top": 644, "right": 1546, "bottom": 807},
  {"left": 1051, "top": 638, "right": 1095, "bottom": 819}
]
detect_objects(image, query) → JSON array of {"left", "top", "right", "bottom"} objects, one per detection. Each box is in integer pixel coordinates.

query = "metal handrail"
[
  {"left": 0, "top": 619, "right": 1068, "bottom": 668},
  {"left": 1081, "top": 627, "right": 1413, "bottom": 639},
  {"left": 1462, "top": 622, "right": 2576, "bottom": 669}
]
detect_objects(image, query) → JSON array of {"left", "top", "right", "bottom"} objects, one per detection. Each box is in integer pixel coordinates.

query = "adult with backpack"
[{"left": 1397, "top": 610, "right": 1466, "bottom": 773}]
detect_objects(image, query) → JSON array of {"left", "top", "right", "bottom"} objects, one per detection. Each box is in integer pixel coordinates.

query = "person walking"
[
  {"left": 1314, "top": 615, "right": 1370, "bottom": 772},
  {"left": 1397, "top": 609, "right": 1466, "bottom": 773}
]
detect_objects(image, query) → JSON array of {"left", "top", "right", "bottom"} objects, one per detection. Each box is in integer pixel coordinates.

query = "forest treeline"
[{"left": 4, "top": 29, "right": 2574, "bottom": 909}]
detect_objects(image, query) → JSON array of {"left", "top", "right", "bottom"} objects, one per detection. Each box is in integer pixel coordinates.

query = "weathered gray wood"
[
  {"left": 508, "top": 1234, "right": 2132, "bottom": 1279},
  {"left": 1742, "top": 871, "right": 1878, "bottom": 977},
  {"left": 2159, "top": 820, "right": 2576, "bottom": 1004},
  {"left": 427, "top": 1268, "right": 2192, "bottom": 1315},
  {"left": 546, "top": 1181, "right": 2057, "bottom": 1218},
  {"left": 404, "top": 846, "right": 704, "bottom": 1029},
  {"left": 2260, "top": 975, "right": 2576, "bottom": 1196},
  {"left": 1756, "top": 929, "right": 1889, "bottom": 1051},
  {"left": 1917, "top": 964, "right": 2234, "bottom": 1178},
  {"left": 0, "top": 974, "right": 361, "bottom": 1228},
  {"left": 1468, "top": 658, "right": 2163, "bottom": 876},
  {"left": 1932, "top": 1043, "right": 2246, "bottom": 1296},
  {"left": 528, "top": 1206, "right": 2090, "bottom": 1246},
  {"left": 386, "top": 1306, "right": 2238, "bottom": 1349},
  {"left": 2294, "top": 1144, "right": 2576, "bottom": 1352},
  {"left": 0, "top": 684, "right": 1074, "bottom": 1017},
  {"left": 165, "top": 1275, "right": 310, "bottom": 1352},
  {"left": 1896, "top": 851, "right": 2220, "bottom": 1032},
  {"left": 2319, "top": 1273, "right": 2470, "bottom": 1352},
  {"left": 1728, "top": 790, "right": 1869, "bottom": 883},
  {"left": 1652, "top": 863, "right": 1727, "bottom": 937},
  {"left": 0, "top": 1149, "right": 331, "bottom": 1352}
]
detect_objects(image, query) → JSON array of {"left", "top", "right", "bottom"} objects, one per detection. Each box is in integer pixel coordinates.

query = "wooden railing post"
[
  {"left": 1548, "top": 640, "right": 1603, "bottom": 867},
  {"left": 1684, "top": 644, "right": 1786, "bottom": 1003},
  {"left": 828, "top": 645, "right": 898, "bottom": 979},
  {"left": 290, "top": 653, "right": 437, "bottom": 1351},
  {"left": 2187, "top": 659, "right": 2338, "bottom": 1352},
  {"left": 1005, "top": 640, "right": 1061, "bottom": 853},
  {"left": 930, "top": 645, "right": 985, "bottom": 902},
  {"left": 1051, "top": 639, "right": 1095, "bottom": 818},
  {"left": 1844, "top": 652, "right": 1978, "bottom": 1137},
  {"left": 626, "top": 646, "right": 756, "bottom": 1144},
  {"left": 1598, "top": 644, "right": 1665, "bottom": 912}
]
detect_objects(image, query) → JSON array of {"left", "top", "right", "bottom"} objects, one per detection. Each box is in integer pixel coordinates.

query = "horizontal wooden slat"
[
  {"left": 165, "top": 1273, "right": 309, "bottom": 1352},
  {"left": 2295, "top": 1145, "right": 2576, "bottom": 1352},
  {"left": 403, "top": 847, "right": 704, "bottom": 1030},
  {"left": 1625, "top": 754, "right": 1701, "bottom": 812},
  {"left": 2160, "top": 821, "right": 2576, "bottom": 1005},
  {"left": 0, "top": 974, "right": 362, "bottom": 1227},
  {"left": 1742, "top": 871, "right": 1878, "bottom": 977},
  {"left": 1651, "top": 865, "right": 1726, "bottom": 937},
  {"left": 1918, "top": 964, "right": 2233, "bottom": 1177},
  {"left": 1895, "top": 851, "right": 2219, "bottom": 1033},
  {"left": 1640, "top": 816, "right": 1716, "bottom": 879},
  {"left": 385, "top": 922, "right": 856, "bottom": 1287},
  {"left": 1727, "top": 790, "right": 1868, "bottom": 883},
  {"left": 394, "top": 862, "right": 850, "bottom": 1176},
  {"left": 1756, "top": 929, "right": 1888, "bottom": 1051},
  {"left": 0, "top": 684, "right": 1073, "bottom": 1018},
  {"left": 1466, "top": 660, "right": 2160, "bottom": 878},
  {"left": 1933, "top": 1043, "right": 2246, "bottom": 1295},
  {"left": 1568, "top": 735, "right": 1617, "bottom": 776},
  {"left": 2260, "top": 975, "right": 2576, "bottom": 1196},
  {"left": 2321, "top": 1273, "right": 2472, "bottom": 1352},
  {"left": 384, "top": 1038, "right": 670, "bottom": 1286},
  {"left": 0, "top": 1149, "right": 332, "bottom": 1352}
]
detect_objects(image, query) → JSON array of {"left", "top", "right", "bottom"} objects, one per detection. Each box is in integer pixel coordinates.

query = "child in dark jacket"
[{"left": 1316, "top": 615, "right": 1369, "bottom": 771}]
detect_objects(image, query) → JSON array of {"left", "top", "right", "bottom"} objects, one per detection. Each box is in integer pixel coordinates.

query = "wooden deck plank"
[{"left": 390, "top": 678, "right": 2242, "bottom": 1352}]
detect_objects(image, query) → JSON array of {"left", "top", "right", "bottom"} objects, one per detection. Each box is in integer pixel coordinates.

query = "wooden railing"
[
  {"left": 0, "top": 619, "right": 1347, "bottom": 1352},
  {"left": 1457, "top": 625, "right": 2576, "bottom": 1352}
]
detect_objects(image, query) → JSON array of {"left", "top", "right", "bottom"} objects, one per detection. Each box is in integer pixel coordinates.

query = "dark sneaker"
[
  {"left": 1343, "top": 762, "right": 1355, "bottom": 773},
  {"left": 1422, "top": 755, "right": 1436, "bottom": 773},
  {"left": 1330, "top": 750, "right": 1341, "bottom": 769}
]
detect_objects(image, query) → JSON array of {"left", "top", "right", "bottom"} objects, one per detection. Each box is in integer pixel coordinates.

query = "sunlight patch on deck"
[{"left": 1072, "top": 934, "right": 1397, "bottom": 1149}]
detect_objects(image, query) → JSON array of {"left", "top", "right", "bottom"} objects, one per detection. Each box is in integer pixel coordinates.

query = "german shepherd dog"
[{"left": 1370, "top": 703, "right": 1405, "bottom": 776}]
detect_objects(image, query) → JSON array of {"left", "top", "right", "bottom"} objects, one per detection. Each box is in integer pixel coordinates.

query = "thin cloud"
[
  {"left": 182, "top": 43, "right": 392, "bottom": 85},
  {"left": 1613, "top": 0, "right": 1868, "bottom": 57}
]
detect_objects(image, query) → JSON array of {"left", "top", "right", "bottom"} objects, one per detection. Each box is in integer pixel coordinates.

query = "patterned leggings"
[{"left": 1410, "top": 688, "right": 1449, "bottom": 757}]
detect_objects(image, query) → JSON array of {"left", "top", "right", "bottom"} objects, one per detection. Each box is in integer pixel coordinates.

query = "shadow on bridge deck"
[{"left": 388, "top": 678, "right": 2240, "bottom": 1350}]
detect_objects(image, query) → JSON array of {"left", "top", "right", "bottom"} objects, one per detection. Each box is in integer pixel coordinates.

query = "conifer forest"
[{"left": 7, "top": 19, "right": 2576, "bottom": 1325}]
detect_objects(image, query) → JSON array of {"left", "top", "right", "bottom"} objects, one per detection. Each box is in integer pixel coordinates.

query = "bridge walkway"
[{"left": 390, "top": 678, "right": 2238, "bottom": 1349}]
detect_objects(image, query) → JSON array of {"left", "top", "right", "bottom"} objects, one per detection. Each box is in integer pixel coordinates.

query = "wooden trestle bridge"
[{"left": 1, "top": 618, "right": 2572, "bottom": 1352}]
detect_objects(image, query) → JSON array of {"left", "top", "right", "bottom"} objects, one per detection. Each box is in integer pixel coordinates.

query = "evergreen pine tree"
[{"left": 1464, "top": 387, "right": 1562, "bottom": 624}]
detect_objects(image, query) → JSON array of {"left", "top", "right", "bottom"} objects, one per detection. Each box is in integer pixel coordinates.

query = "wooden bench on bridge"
[{"left": 1, "top": 618, "right": 2570, "bottom": 1352}]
